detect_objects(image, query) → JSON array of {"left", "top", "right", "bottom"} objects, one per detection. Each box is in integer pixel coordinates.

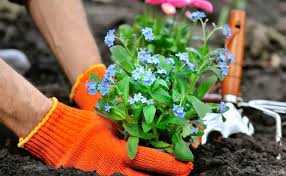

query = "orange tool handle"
[{"left": 221, "top": 10, "right": 246, "bottom": 98}]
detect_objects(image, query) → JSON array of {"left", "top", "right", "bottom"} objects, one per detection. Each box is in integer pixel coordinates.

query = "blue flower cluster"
[
  {"left": 218, "top": 62, "right": 229, "bottom": 76},
  {"left": 104, "top": 104, "right": 112, "bottom": 112},
  {"left": 176, "top": 52, "right": 196, "bottom": 71},
  {"left": 190, "top": 11, "right": 206, "bottom": 22},
  {"left": 156, "top": 69, "right": 167, "bottom": 75},
  {"left": 141, "top": 27, "right": 154, "bottom": 41},
  {"left": 219, "top": 102, "right": 227, "bottom": 113},
  {"left": 86, "top": 81, "right": 98, "bottom": 95},
  {"left": 97, "top": 64, "right": 116, "bottom": 96},
  {"left": 173, "top": 105, "right": 185, "bottom": 119},
  {"left": 128, "top": 93, "right": 154, "bottom": 105},
  {"left": 131, "top": 66, "right": 156, "bottom": 86},
  {"left": 166, "top": 57, "right": 175, "bottom": 65},
  {"left": 138, "top": 48, "right": 159, "bottom": 65},
  {"left": 222, "top": 24, "right": 232, "bottom": 38},
  {"left": 214, "top": 48, "right": 235, "bottom": 76},
  {"left": 104, "top": 29, "right": 116, "bottom": 47}
]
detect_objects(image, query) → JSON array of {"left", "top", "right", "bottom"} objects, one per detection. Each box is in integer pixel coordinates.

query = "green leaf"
[
  {"left": 127, "top": 136, "right": 139, "bottom": 159},
  {"left": 172, "top": 89, "right": 182, "bottom": 103},
  {"left": 118, "top": 25, "right": 133, "bottom": 47},
  {"left": 123, "top": 123, "right": 140, "bottom": 137},
  {"left": 156, "top": 79, "right": 169, "bottom": 90},
  {"left": 131, "top": 104, "right": 143, "bottom": 119},
  {"left": 152, "top": 79, "right": 169, "bottom": 91},
  {"left": 123, "top": 123, "right": 152, "bottom": 139},
  {"left": 189, "top": 96, "right": 212, "bottom": 119},
  {"left": 110, "top": 108, "right": 126, "bottom": 120},
  {"left": 142, "top": 122, "right": 152, "bottom": 133},
  {"left": 117, "top": 77, "right": 130, "bottom": 103},
  {"left": 173, "top": 135, "right": 194, "bottom": 161},
  {"left": 143, "top": 105, "right": 156, "bottom": 124},
  {"left": 151, "top": 88, "right": 172, "bottom": 104},
  {"left": 150, "top": 141, "right": 170, "bottom": 149},
  {"left": 159, "top": 57, "right": 173, "bottom": 72},
  {"left": 164, "top": 147, "right": 174, "bottom": 154},
  {"left": 156, "top": 116, "right": 183, "bottom": 129},
  {"left": 176, "top": 77, "right": 188, "bottom": 95},
  {"left": 208, "top": 66, "right": 224, "bottom": 80},
  {"left": 110, "top": 45, "right": 134, "bottom": 73},
  {"left": 182, "top": 124, "right": 193, "bottom": 138},
  {"left": 196, "top": 75, "right": 217, "bottom": 99}
]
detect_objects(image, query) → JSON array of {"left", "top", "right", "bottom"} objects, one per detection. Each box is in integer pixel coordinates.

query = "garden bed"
[{"left": 0, "top": 0, "right": 286, "bottom": 175}]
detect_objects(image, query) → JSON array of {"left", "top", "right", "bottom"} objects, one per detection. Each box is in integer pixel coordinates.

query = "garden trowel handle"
[{"left": 222, "top": 10, "right": 246, "bottom": 103}]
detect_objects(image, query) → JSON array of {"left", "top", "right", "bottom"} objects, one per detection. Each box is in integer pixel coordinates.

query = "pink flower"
[
  {"left": 145, "top": 0, "right": 214, "bottom": 13},
  {"left": 161, "top": 3, "right": 177, "bottom": 15},
  {"left": 189, "top": 0, "right": 213, "bottom": 13},
  {"left": 145, "top": 0, "right": 189, "bottom": 8}
]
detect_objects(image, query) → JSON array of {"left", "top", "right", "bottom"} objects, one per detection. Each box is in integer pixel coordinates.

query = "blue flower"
[
  {"left": 104, "top": 104, "right": 112, "bottom": 112},
  {"left": 133, "top": 93, "right": 145, "bottom": 102},
  {"left": 225, "top": 49, "right": 235, "bottom": 64},
  {"left": 143, "top": 70, "right": 156, "bottom": 86},
  {"left": 222, "top": 24, "right": 232, "bottom": 38},
  {"left": 128, "top": 93, "right": 153, "bottom": 105},
  {"left": 215, "top": 50, "right": 226, "bottom": 63},
  {"left": 138, "top": 49, "right": 160, "bottom": 65},
  {"left": 176, "top": 52, "right": 189, "bottom": 62},
  {"left": 166, "top": 57, "right": 175, "bottom": 65},
  {"left": 138, "top": 48, "right": 152, "bottom": 64},
  {"left": 189, "top": 11, "right": 206, "bottom": 22},
  {"left": 131, "top": 66, "right": 145, "bottom": 81},
  {"left": 106, "top": 64, "right": 116, "bottom": 78},
  {"left": 98, "top": 79, "right": 111, "bottom": 96},
  {"left": 104, "top": 29, "right": 116, "bottom": 47},
  {"left": 98, "top": 64, "right": 116, "bottom": 96},
  {"left": 86, "top": 81, "right": 97, "bottom": 95},
  {"left": 151, "top": 55, "right": 160, "bottom": 65},
  {"left": 142, "top": 27, "right": 154, "bottom": 41},
  {"left": 176, "top": 52, "right": 196, "bottom": 71},
  {"left": 186, "top": 62, "right": 196, "bottom": 71},
  {"left": 128, "top": 98, "right": 136, "bottom": 105},
  {"left": 214, "top": 48, "right": 234, "bottom": 65},
  {"left": 147, "top": 99, "right": 154, "bottom": 105},
  {"left": 173, "top": 105, "right": 185, "bottom": 119},
  {"left": 218, "top": 62, "right": 229, "bottom": 76},
  {"left": 157, "top": 69, "right": 167, "bottom": 75},
  {"left": 219, "top": 102, "right": 227, "bottom": 113},
  {"left": 131, "top": 66, "right": 156, "bottom": 86}
]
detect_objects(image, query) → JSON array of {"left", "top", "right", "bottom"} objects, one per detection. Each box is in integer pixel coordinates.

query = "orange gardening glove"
[
  {"left": 70, "top": 64, "right": 107, "bottom": 111},
  {"left": 18, "top": 98, "right": 193, "bottom": 176}
]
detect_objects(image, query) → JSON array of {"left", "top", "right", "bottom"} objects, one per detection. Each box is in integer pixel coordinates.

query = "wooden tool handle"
[{"left": 221, "top": 10, "right": 246, "bottom": 98}]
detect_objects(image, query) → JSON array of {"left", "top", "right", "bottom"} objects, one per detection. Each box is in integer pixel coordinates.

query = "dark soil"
[{"left": 0, "top": 0, "right": 286, "bottom": 175}]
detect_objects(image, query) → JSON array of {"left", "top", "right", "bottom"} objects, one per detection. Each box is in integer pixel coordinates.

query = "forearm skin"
[
  {"left": 27, "top": 0, "right": 102, "bottom": 83},
  {"left": 0, "top": 59, "right": 52, "bottom": 137}
]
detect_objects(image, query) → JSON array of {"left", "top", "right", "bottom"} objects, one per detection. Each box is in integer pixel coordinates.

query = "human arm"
[{"left": 26, "top": 0, "right": 102, "bottom": 83}]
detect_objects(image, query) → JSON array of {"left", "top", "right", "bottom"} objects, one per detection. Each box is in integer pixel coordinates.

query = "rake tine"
[
  {"left": 252, "top": 100, "right": 286, "bottom": 108},
  {"left": 256, "top": 106, "right": 286, "bottom": 114},
  {"left": 250, "top": 100, "right": 286, "bottom": 114},
  {"left": 248, "top": 102, "right": 282, "bottom": 148}
]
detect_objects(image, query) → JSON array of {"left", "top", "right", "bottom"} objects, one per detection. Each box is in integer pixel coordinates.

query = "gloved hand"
[
  {"left": 18, "top": 98, "right": 193, "bottom": 176},
  {"left": 68, "top": 64, "right": 194, "bottom": 175}
]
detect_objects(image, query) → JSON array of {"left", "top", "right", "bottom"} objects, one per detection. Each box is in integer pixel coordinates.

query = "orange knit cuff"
[
  {"left": 18, "top": 98, "right": 96, "bottom": 167},
  {"left": 70, "top": 64, "right": 106, "bottom": 110}
]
